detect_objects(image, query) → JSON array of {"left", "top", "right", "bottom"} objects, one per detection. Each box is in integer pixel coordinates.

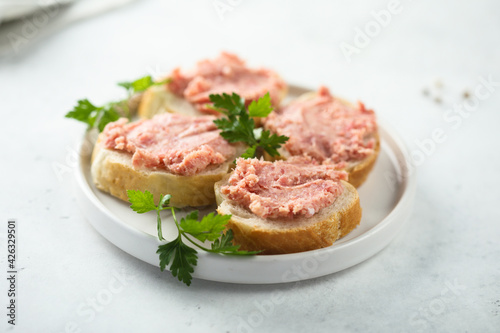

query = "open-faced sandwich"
[
  {"left": 263, "top": 86, "right": 379, "bottom": 187},
  {"left": 138, "top": 52, "right": 288, "bottom": 119},
  {"left": 214, "top": 157, "right": 361, "bottom": 254},
  {"left": 91, "top": 113, "right": 244, "bottom": 207}
]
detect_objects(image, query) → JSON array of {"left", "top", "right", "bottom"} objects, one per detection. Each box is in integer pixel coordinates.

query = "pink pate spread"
[
  {"left": 167, "top": 52, "right": 286, "bottom": 113},
  {"left": 264, "top": 86, "right": 377, "bottom": 164},
  {"left": 101, "top": 113, "right": 236, "bottom": 176},
  {"left": 221, "top": 157, "right": 348, "bottom": 219}
]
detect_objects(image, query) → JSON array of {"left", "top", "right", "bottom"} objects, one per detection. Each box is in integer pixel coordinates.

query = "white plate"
[{"left": 74, "top": 86, "right": 416, "bottom": 284}]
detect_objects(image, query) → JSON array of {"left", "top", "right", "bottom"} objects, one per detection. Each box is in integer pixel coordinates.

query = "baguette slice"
[
  {"left": 138, "top": 84, "right": 203, "bottom": 119},
  {"left": 215, "top": 176, "right": 362, "bottom": 255},
  {"left": 91, "top": 137, "right": 245, "bottom": 207},
  {"left": 343, "top": 137, "right": 379, "bottom": 188},
  {"left": 264, "top": 91, "right": 380, "bottom": 188}
]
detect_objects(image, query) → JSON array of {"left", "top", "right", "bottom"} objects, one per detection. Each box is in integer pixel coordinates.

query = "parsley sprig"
[
  {"left": 65, "top": 98, "right": 120, "bottom": 132},
  {"left": 127, "top": 190, "right": 258, "bottom": 286},
  {"left": 210, "top": 92, "right": 288, "bottom": 158},
  {"left": 65, "top": 75, "right": 168, "bottom": 132},
  {"left": 117, "top": 75, "right": 168, "bottom": 95}
]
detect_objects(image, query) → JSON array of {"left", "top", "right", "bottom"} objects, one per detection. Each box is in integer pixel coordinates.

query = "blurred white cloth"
[
  {"left": 0, "top": 0, "right": 136, "bottom": 57},
  {"left": 0, "top": 0, "right": 76, "bottom": 22}
]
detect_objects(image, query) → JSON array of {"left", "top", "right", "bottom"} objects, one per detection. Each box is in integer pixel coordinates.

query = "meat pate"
[
  {"left": 264, "top": 86, "right": 377, "bottom": 164},
  {"left": 101, "top": 113, "right": 236, "bottom": 176},
  {"left": 168, "top": 52, "right": 286, "bottom": 113},
  {"left": 221, "top": 157, "right": 348, "bottom": 219}
]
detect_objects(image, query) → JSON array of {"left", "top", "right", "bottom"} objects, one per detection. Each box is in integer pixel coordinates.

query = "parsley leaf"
[
  {"left": 210, "top": 92, "right": 288, "bottom": 158},
  {"left": 66, "top": 75, "right": 170, "bottom": 132},
  {"left": 212, "top": 117, "right": 232, "bottom": 130},
  {"left": 66, "top": 99, "right": 119, "bottom": 132},
  {"left": 118, "top": 75, "right": 155, "bottom": 94},
  {"left": 259, "top": 130, "right": 289, "bottom": 157},
  {"left": 157, "top": 237, "right": 198, "bottom": 286},
  {"left": 248, "top": 92, "right": 273, "bottom": 117},
  {"left": 180, "top": 212, "right": 231, "bottom": 242},
  {"left": 65, "top": 99, "right": 97, "bottom": 123},
  {"left": 240, "top": 145, "right": 257, "bottom": 159},
  {"left": 127, "top": 190, "right": 171, "bottom": 240},
  {"left": 218, "top": 115, "right": 256, "bottom": 144},
  {"left": 65, "top": 99, "right": 96, "bottom": 128},
  {"left": 158, "top": 194, "right": 172, "bottom": 209},
  {"left": 211, "top": 230, "right": 239, "bottom": 252},
  {"left": 209, "top": 93, "right": 245, "bottom": 116},
  {"left": 127, "top": 190, "right": 260, "bottom": 286},
  {"left": 127, "top": 190, "right": 157, "bottom": 213},
  {"left": 65, "top": 99, "right": 121, "bottom": 132},
  {"left": 211, "top": 230, "right": 260, "bottom": 255},
  {"left": 96, "top": 106, "right": 120, "bottom": 132},
  {"left": 118, "top": 76, "right": 170, "bottom": 94},
  {"left": 116, "top": 82, "right": 132, "bottom": 90}
]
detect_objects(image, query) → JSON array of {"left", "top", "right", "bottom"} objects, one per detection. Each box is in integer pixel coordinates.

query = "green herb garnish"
[
  {"left": 209, "top": 92, "right": 288, "bottom": 158},
  {"left": 65, "top": 98, "right": 120, "bottom": 132},
  {"left": 127, "top": 190, "right": 258, "bottom": 286},
  {"left": 65, "top": 75, "right": 168, "bottom": 132},
  {"left": 117, "top": 76, "right": 169, "bottom": 95}
]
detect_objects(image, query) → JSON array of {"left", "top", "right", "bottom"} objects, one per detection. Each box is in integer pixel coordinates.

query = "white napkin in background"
[
  {"left": 0, "top": 0, "right": 76, "bottom": 22},
  {"left": 0, "top": 0, "right": 137, "bottom": 57}
]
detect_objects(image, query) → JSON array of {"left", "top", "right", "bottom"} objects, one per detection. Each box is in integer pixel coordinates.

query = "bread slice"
[
  {"left": 214, "top": 176, "right": 362, "bottom": 255},
  {"left": 91, "top": 137, "right": 245, "bottom": 207},
  {"left": 138, "top": 84, "right": 203, "bottom": 119},
  {"left": 344, "top": 137, "right": 380, "bottom": 187},
  {"left": 112, "top": 92, "right": 144, "bottom": 117},
  {"left": 264, "top": 91, "right": 380, "bottom": 188},
  {"left": 138, "top": 83, "right": 288, "bottom": 125}
]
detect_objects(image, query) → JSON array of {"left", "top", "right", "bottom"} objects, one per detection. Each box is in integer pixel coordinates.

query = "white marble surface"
[{"left": 1, "top": 0, "right": 499, "bottom": 332}]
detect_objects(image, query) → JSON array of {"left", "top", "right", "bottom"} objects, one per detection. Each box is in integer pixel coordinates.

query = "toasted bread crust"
[
  {"left": 91, "top": 138, "right": 242, "bottom": 207},
  {"left": 215, "top": 179, "right": 362, "bottom": 254},
  {"left": 345, "top": 134, "right": 380, "bottom": 188}
]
